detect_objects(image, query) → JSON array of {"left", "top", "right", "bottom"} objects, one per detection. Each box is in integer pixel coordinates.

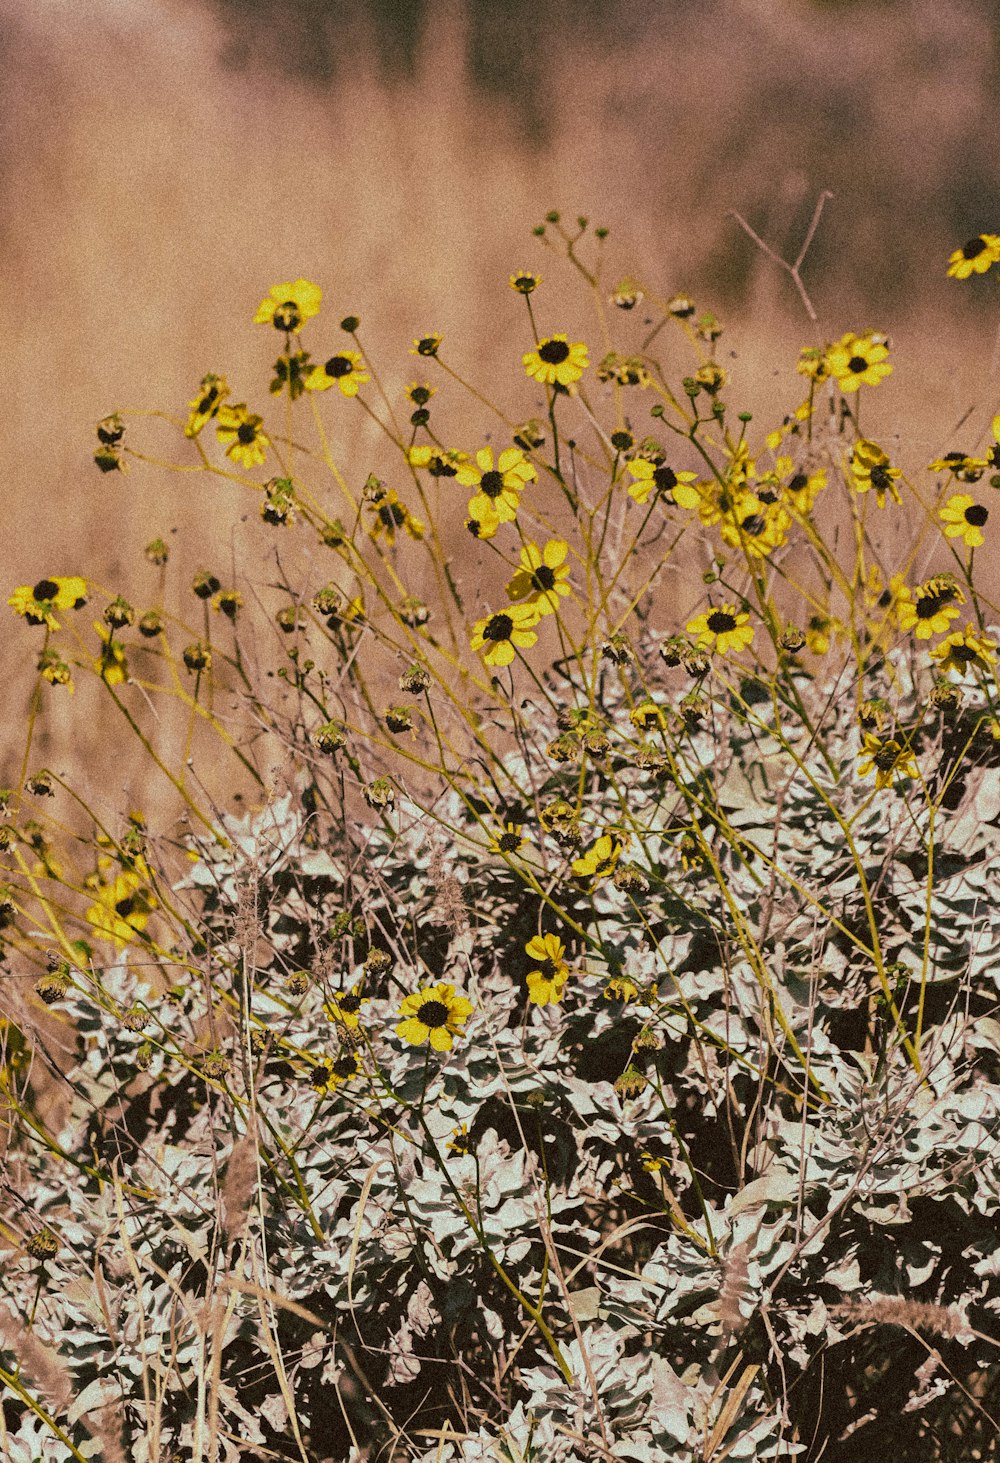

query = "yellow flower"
[
  {"left": 947, "top": 235, "right": 1000, "bottom": 280},
  {"left": 310, "top": 1051, "right": 362, "bottom": 1091},
  {"left": 184, "top": 373, "right": 229, "bottom": 437},
  {"left": 465, "top": 506, "right": 502, "bottom": 540},
  {"left": 939, "top": 494, "right": 989, "bottom": 548},
  {"left": 685, "top": 603, "right": 754, "bottom": 655},
  {"left": 780, "top": 463, "right": 826, "bottom": 514},
  {"left": 215, "top": 404, "right": 270, "bottom": 468},
  {"left": 796, "top": 346, "right": 830, "bottom": 382},
  {"left": 826, "top": 332, "right": 892, "bottom": 391},
  {"left": 411, "top": 334, "right": 442, "bottom": 357},
  {"left": 489, "top": 822, "right": 529, "bottom": 855},
  {"left": 629, "top": 701, "right": 668, "bottom": 733},
  {"left": 717, "top": 497, "right": 789, "bottom": 558},
  {"left": 524, "top": 933, "right": 570, "bottom": 1006},
  {"left": 396, "top": 983, "right": 473, "bottom": 1052},
  {"left": 603, "top": 976, "right": 640, "bottom": 1003},
  {"left": 408, "top": 444, "right": 465, "bottom": 477},
  {"left": 805, "top": 614, "right": 834, "bottom": 656},
  {"left": 253, "top": 278, "right": 322, "bottom": 331},
  {"left": 510, "top": 270, "right": 541, "bottom": 294},
  {"left": 368, "top": 488, "right": 425, "bottom": 545},
  {"left": 505, "top": 540, "right": 570, "bottom": 614},
  {"left": 9, "top": 576, "right": 88, "bottom": 630},
  {"left": 572, "top": 832, "right": 625, "bottom": 882},
  {"left": 850, "top": 439, "right": 901, "bottom": 507},
  {"left": 857, "top": 734, "right": 919, "bottom": 791},
  {"left": 85, "top": 862, "right": 156, "bottom": 947},
  {"left": 625, "top": 458, "right": 699, "bottom": 507},
  {"left": 458, "top": 446, "right": 536, "bottom": 524},
  {"left": 93, "top": 623, "right": 129, "bottom": 685},
  {"left": 324, "top": 984, "right": 370, "bottom": 1031},
  {"left": 523, "top": 334, "right": 589, "bottom": 388},
  {"left": 38, "top": 650, "right": 74, "bottom": 692},
  {"left": 306, "top": 351, "right": 369, "bottom": 397},
  {"left": 470, "top": 603, "right": 540, "bottom": 666},
  {"left": 930, "top": 624, "right": 997, "bottom": 677},
  {"left": 896, "top": 577, "right": 965, "bottom": 639}
]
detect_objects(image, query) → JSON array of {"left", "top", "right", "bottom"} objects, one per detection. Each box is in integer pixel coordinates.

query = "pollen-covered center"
[
  {"left": 847, "top": 354, "right": 869, "bottom": 374},
  {"left": 325, "top": 355, "right": 353, "bottom": 378},
  {"left": 480, "top": 470, "right": 504, "bottom": 499},
  {"left": 538, "top": 339, "right": 571, "bottom": 365},
  {"left": 338, "top": 993, "right": 362, "bottom": 1013},
  {"left": 963, "top": 237, "right": 988, "bottom": 259},
  {"left": 332, "top": 1055, "right": 357, "bottom": 1080},
  {"left": 965, "top": 504, "right": 989, "bottom": 526},
  {"left": 416, "top": 999, "right": 449, "bottom": 1028},
  {"left": 707, "top": 610, "right": 738, "bottom": 634},
  {"left": 484, "top": 613, "right": 513, "bottom": 642},
  {"left": 33, "top": 579, "right": 59, "bottom": 602},
  {"left": 498, "top": 832, "right": 521, "bottom": 852},
  {"left": 531, "top": 565, "right": 557, "bottom": 591},
  {"left": 273, "top": 301, "right": 301, "bottom": 331}
]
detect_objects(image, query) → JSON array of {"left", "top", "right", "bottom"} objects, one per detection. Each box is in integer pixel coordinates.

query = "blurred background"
[{"left": 3, "top": 0, "right": 1000, "bottom": 806}]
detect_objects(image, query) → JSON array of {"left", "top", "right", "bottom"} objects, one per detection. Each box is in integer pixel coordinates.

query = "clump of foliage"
[{"left": 3, "top": 210, "right": 1000, "bottom": 1462}]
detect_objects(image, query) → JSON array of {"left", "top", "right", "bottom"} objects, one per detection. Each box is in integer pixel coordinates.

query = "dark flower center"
[
  {"left": 531, "top": 565, "right": 557, "bottom": 591},
  {"left": 33, "top": 579, "right": 58, "bottom": 602},
  {"left": 196, "top": 388, "right": 219, "bottom": 415},
  {"left": 338, "top": 993, "right": 362, "bottom": 1013},
  {"left": 534, "top": 958, "right": 560, "bottom": 980},
  {"left": 965, "top": 504, "right": 989, "bottom": 526},
  {"left": 417, "top": 999, "right": 449, "bottom": 1028},
  {"left": 916, "top": 592, "right": 948, "bottom": 618},
  {"left": 787, "top": 472, "right": 808, "bottom": 494},
  {"left": 480, "top": 470, "right": 504, "bottom": 498},
  {"left": 332, "top": 1054, "right": 358, "bottom": 1080},
  {"left": 498, "top": 831, "right": 521, "bottom": 852},
  {"left": 653, "top": 466, "right": 678, "bottom": 493},
  {"left": 325, "top": 355, "right": 353, "bottom": 378},
  {"left": 379, "top": 502, "right": 407, "bottom": 527},
  {"left": 274, "top": 301, "right": 301, "bottom": 331},
  {"left": 873, "top": 745, "right": 901, "bottom": 771},
  {"left": 115, "top": 896, "right": 137, "bottom": 918},
  {"left": 847, "top": 354, "right": 869, "bottom": 374},
  {"left": 417, "top": 337, "right": 439, "bottom": 356},
  {"left": 539, "top": 339, "right": 570, "bottom": 365},
  {"left": 963, "top": 238, "right": 987, "bottom": 259},
  {"left": 485, "top": 613, "right": 513, "bottom": 642},
  {"left": 949, "top": 642, "right": 977, "bottom": 663},
  {"left": 707, "top": 610, "right": 738, "bottom": 634},
  {"left": 870, "top": 465, "right": 893, "bottom": 490},
  {"left": 236, "top": 422, "right": 257, "bottom": 444},
  {"left": 741, "top": 515, "right": 766, "bottom": 536}
]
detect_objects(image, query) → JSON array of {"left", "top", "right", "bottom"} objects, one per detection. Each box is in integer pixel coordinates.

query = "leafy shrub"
[{"left": 3, "top": 212, "right": 1000, "bottom": 1462}]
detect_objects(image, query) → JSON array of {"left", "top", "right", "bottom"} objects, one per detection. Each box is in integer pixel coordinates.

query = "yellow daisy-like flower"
[
  {"left": 603, "top": 976, "right": 641, "bottom": 1003},
  {"left": 717, "top": 497, "right": 789, "bottom": 558},
  {"left": 411, "top": 334, "right": 442, "bottom": 358},
  {"left": 524, "top": 932, "right": 570, "bottom": 1006},
  {"left": 571, "top": 832, "right": 625, "bottom": 882},
  {"left": 523, "top": 334, "right": 589, "bottom": 388},
  {"left": 780, "top": 461, "right": 827, "bottom": 514},
  {"left": 253, "top": 278, "right": 322, "bottom": 332},
  {"left": 396, "top": 983, "right": 473, "bottom": 1052},
  {"left": 796, "top": 346, "right": 830, "bottom": 383},
  {"left": 93, "top": 623, "right": 129, "bottom": 686},
  {"left": 857, "top": 734, "right": 919, "bottom": 792},
  {"left": 85, "top": 863, "right": 156, "bottom": 948},
  {"left": 930, "top": 624, "right": 997, "bottom": 677},
  {"left": 826, "top": 332, "right": 892, "bottom": 392},
  {"left": 625, "top": 458, "right": 699, "bottom": 507},
  {"left": 686, "top": 604, "right": 754, "bottom": 655},
  {"left": 458, "top": 446, "right": 537, "bottom": 524},
  {"left": 305, "top": 351, "right": 370, "bottom": 398},
  {"left": 939, "top": 494, "right": 989, "bottom": 548},
  {"left": 368, "top": 488, "right": 425, "bottom": 545},
  {"left": 947, "top": 235, "right": 1000, "bottom": 280},
  {"left": 324, "top": 984, "right": 370, "bottom": 1031},
  {"left": 310, "top": 1051, "right": 362, "bottom": 1091},
  {"left": 185, "top": 373, "right": 229, "bottom": 438},
  {"left": 8, "top": 576, "right": 88, "bottom": 631},
  {"left": 506, "top": 540, "right": 570, "bottom": 614},
  {"left": 897, "top": 576, "right": 965, "bottom": 639},
  {"left": 850, "top": 439, "right": 902, "bottom": 508},
  {"left": 489, "top": 821, "right": 529, "bottom": 855},
  {"left": 510, "top": 270, "right": 541, "bottom": 294},
  {"left": 470, "top": 602, "right": 541, "bottom": 667},
  {"left": 928, "top": 451, "right": 986, "bottom": 480},
  {"left": 215, "top": 404, "right": 270, "bottom": 468},
  {"left": 408, "top": 444, "right": 465, "bottom": 477}
]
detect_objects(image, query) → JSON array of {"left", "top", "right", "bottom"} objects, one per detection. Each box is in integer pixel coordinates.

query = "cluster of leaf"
[{"left": 4, "top": 629, "right": 1000, "bottom": 1463}]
